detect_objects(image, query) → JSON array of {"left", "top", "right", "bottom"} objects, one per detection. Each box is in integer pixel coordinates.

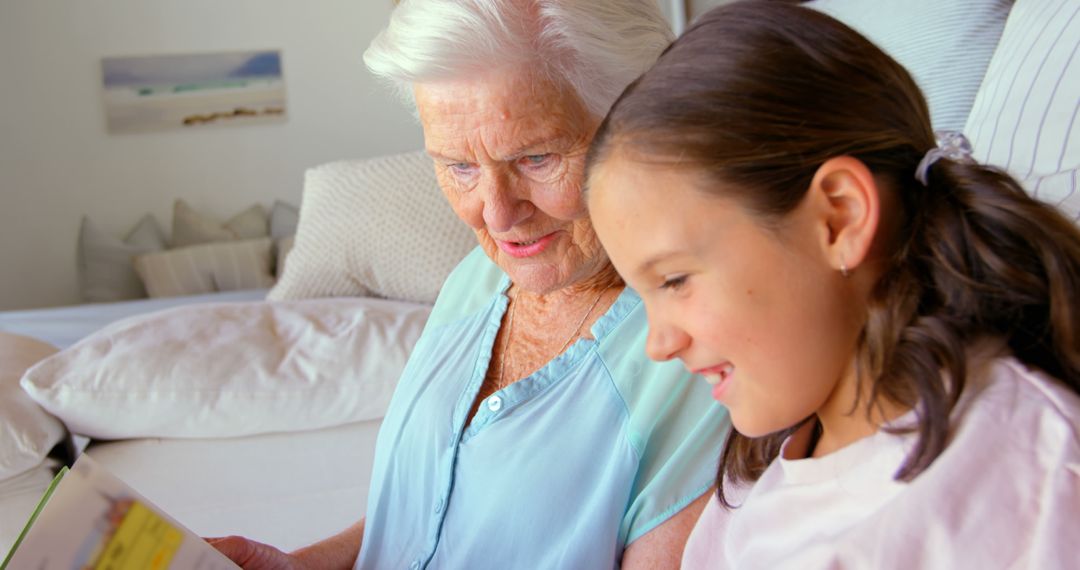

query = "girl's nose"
[{"left": 645, "top": 320, "right": 690, "bottom": 362}]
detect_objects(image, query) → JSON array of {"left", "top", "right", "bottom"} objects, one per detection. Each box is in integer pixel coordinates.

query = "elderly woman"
[{"left": 211, "top": 1, "right": 728, "bottom": 568}]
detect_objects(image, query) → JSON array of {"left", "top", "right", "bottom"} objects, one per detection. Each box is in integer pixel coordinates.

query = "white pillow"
[
  {"left": 964, "top": 0, "right": 1080, "bottom": 223},
  {"left": 0, "top": 333, "right": 65, "bottom": 481},
  {"left": 806, "top": 0, "right": 1012, "bottom": 132},
  {"left": 268, "top": 151, "right": 478, "bottom": 304},
  {"left": 133, "top": 237, "right": 276, "bottom": 298},
  {"left": 20, "top": 297, "right": 431, "bottom": 439}
]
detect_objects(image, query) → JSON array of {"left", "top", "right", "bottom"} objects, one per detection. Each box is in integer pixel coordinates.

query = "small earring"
[{"left": 840, "top": 260, "right": 850, "bottom": 278}]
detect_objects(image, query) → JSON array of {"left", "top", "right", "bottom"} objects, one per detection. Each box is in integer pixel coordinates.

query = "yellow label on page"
[{"left": 93, "top": 501, "right": 182, "bottom": 570}]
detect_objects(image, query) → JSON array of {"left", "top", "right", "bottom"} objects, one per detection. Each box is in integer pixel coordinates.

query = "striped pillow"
[
  {"left": 806, "top": 0, "right": 1012, "bottom": 132},
  {"left": 964, "top": 0, "right": 1080, "bottom": 223},
  {"left": 133, "top": 237, "right": 276, "bottom": 298}
]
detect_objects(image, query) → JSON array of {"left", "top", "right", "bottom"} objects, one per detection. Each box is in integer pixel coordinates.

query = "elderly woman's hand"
[
  {"left": 206, "top": 536, "right": 305, "bottom": 570},
  {"left": 206, "top": 520, "right": 364, "bottom": 570}
]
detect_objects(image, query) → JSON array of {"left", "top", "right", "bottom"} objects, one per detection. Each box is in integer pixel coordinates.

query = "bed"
[{"left": 2, "top": 0, "right": 1077, "bottom": 562}]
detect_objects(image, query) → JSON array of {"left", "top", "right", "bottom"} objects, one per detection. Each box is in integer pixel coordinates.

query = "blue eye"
[
  {"left": 449, "top": 162, "right": 475, "bottom": 175},
  {"left": 521, "top": 154, "right": 552, "bottom": 167}
]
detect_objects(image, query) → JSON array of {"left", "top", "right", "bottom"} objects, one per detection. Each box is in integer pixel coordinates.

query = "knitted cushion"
[{"left": 268, "top": 151, "right": 477, "bottom": 304}]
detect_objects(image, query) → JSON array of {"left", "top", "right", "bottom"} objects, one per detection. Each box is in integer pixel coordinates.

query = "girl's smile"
[{"left": 693, "top": 363, "right": 735, "bottom": 401}]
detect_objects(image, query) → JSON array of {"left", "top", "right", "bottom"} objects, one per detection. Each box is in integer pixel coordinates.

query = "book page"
[{"left": 3, "top": 454, "right": 238, "bottom": 570}]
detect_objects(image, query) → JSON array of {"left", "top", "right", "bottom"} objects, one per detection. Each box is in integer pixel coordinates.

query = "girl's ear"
[{"left": 807, "top": 156, "right": 881, "bottom": 274}]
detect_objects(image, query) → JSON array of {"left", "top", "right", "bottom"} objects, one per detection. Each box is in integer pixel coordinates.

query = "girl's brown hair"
[{"left": 587, "top": 1, "right": 1080, "bottom": 506}]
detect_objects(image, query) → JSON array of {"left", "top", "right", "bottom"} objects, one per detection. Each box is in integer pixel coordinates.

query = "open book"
[{"left": 2, "top": 454, "right": 239, "bottom": 569}]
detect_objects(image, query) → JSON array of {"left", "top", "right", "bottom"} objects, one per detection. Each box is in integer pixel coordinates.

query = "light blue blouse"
[{"left": 355, "top": 248, "right": 730, "bottom": 570}]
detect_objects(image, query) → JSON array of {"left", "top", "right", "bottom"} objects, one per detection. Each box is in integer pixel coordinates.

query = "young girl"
[{"left": 586, "top": 2, "right": 1080, "bottom": 568}]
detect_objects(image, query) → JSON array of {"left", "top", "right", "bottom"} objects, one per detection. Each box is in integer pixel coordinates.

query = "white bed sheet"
[
  {"left": 0, "top": 289, "right": 269, "bottom": 349},
  {"left": 83, "top": 418, "right": 382, "bottom": 553}
]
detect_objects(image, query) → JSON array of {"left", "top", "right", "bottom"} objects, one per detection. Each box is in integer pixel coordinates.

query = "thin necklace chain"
[{"left": 497, "top": 288, "right": 606, "bottom": 390}]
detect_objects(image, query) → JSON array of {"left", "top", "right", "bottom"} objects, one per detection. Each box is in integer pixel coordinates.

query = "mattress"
[{"left": 0, "top": 289, "right": 269, "bottom": 349}]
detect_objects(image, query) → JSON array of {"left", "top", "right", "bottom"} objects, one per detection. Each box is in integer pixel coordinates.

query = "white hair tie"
[{"left": 915, "top": 131, "right": 975, "bottom": 186}]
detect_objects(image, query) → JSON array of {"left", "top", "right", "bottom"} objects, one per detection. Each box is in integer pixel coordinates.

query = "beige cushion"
[
  {"left": 963, "top": 0, "right": 1080, "bottom": 223},
  {"left": 171, "top": 199, "right": 269, "bottom": 247},
  {"left": 268, "top": 151, "right": 477, "bottom": 304},
  {"left": 77, "top": 215, "right": 168, "bottom": 302},
  {"left": 0, "top": 333, "right": 65, "bottom": 481},
  {"left": 133, "top": 237, "right": 276, "bottom": 298},
  {"left": 20, "top": 297, "right": 431, "bottom": 439}
]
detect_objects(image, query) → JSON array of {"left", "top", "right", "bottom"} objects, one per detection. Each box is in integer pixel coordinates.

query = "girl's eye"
[{"left": 660, "top": 275, "right": 688, "bottom": 291}]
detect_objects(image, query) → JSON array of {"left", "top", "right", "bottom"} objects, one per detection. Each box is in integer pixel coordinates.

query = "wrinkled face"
[
  {"left": 414, "top": 70, "right": 607, "bottom": 294},
  {"left": 588, "top": 154, "right": 860, "bottom": 437}
]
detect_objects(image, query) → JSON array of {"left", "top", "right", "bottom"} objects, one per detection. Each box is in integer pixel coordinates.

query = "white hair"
[{"left": 363, "top": 0, "right": 674, "bottom": 119}]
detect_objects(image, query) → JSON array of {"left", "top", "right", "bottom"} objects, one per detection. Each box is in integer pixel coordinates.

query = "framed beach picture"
[{"left": 101, "top": 50, "right": 287, "bottom": 134}]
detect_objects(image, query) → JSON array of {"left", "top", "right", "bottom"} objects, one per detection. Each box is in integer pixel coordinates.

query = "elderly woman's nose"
[
  {"left": 645, "top": 320, "right": 690, "bottom": 363},
  {"left": 480, "top": 172, "right": 532, "bottom": 232}
]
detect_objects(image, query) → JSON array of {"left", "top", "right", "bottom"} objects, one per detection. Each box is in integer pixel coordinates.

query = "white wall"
[{"left": 0, "top": 0, "right": 424, "bottom": 310}]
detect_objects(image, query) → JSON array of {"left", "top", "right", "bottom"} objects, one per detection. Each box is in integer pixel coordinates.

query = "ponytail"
[
  {"left": 916, "top": 160, "right": 1078, "bottom": 384},
  {"left": 863, "top": 158, "right": 1080, "bottom": 481}
]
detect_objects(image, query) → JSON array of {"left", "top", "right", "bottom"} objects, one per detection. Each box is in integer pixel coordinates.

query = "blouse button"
[
  {"left": 409, "top": 562, "right": 421, "bottom": 570},
  {"left": 435, "top": 498, "right": 444, "bottom": 513},
  {"left": 487, "top": 395, "right": 503, "bottom": 412}
]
